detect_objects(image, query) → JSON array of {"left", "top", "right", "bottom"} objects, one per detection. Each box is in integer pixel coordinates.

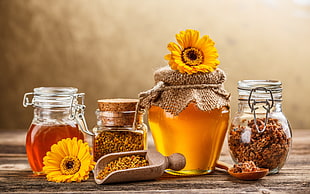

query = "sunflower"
[
  {"left": 165, "top": 29, "right": 220, "bottom": 74},
  {"left": 42, "top": 137, "right": 96, "bottom": 183}
]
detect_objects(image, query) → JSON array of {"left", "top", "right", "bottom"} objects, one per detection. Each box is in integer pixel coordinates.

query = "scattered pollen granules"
[
  {"left": 96, "top": 154, "right": 149, "bottom": 180},
  {"left": 231, "top": 161, "right": 258, "bottom": 173}
]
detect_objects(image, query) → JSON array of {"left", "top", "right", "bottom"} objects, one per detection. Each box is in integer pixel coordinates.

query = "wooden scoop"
[
  {"left": 216, "top": 161, "right": 269, "bottom": 181},
  {"left": 94, "top": 150, "right": 186, "bottom": 184}
]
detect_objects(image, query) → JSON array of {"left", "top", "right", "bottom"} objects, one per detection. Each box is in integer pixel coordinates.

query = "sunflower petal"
[{"left": 167, "top": 42, "right": 182, "bottom": 53}]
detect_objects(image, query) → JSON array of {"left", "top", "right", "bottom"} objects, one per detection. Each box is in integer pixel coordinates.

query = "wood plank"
[{"left": 0, "top": 129, "right": 309, "bottom": 193}]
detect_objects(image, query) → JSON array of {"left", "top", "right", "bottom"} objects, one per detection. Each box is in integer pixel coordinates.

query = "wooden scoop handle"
[{"left": 166, "top": 153, "right": 186, "bottom": 171}]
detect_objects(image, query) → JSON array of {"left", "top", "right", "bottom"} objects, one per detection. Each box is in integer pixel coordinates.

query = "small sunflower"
[
  {"left": 43, "top": 137, "right": 96, "bottom": 183},
  {"left": 165, "top": 29, "right": 220, "bottom": 74}
]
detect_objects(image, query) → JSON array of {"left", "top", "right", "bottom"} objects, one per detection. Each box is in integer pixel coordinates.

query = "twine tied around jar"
[{"left": 133, "top": 66, "right": 231, "bottom": 130}]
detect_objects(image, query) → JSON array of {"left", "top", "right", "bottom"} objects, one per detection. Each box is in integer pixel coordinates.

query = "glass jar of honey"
[
  {"left": 228, "top": 80, "right": 292, "bottom": 174},
  {"left": 140, "top": 66, "right": 231, "bottom": 175},
  {"left": 23, "top": 87, "right": 86, "bottom": 175},
  {"left": 89, "top": 99, "right": 147, "bottom": 162}
]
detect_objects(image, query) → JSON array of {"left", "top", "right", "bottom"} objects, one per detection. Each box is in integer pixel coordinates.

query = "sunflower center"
[
  {"left": 60, "top": 156, "right": 81, "bottom": 175},
  {"left": 182, "top": 47, "right": 204, "bottom": 66}
]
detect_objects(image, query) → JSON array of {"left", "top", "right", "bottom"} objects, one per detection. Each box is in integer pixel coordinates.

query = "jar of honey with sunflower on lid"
[{"left": 138, "top": 29, "right": 230, "bottom": 175}]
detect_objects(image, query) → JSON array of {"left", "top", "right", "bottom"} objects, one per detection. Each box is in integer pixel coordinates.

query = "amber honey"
[
  {"left": 26, "top": 124, "right": 84, "bottom": 175},
  {"left": 148, "top": 103, "right": 229, "bottom": 175}
]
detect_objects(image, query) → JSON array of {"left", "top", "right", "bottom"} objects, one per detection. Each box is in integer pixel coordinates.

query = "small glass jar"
[
  {"left": 90, "top": 99, "right": 147, "bottom": 162},
  {"left": 23, "top": 87, "right": 86, "bottom": 175},
  {"left": 228, "top": 80, "right": 292, "bottom": 174}
]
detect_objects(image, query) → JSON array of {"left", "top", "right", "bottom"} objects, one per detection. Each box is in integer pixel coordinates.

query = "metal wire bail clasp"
[
  {"left": 248, "top": 87, "right": 274, "bottom": 133},
  {"left": 70, "top": 93, "right": 94, "bottom": 136},
  {"left": 23, "top": 92, "right": 34, "bottom": 107}
]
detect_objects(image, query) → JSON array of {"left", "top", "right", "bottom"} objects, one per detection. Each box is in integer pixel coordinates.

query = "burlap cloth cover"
[{"left": 138, "top": 66, "right": 231, "bottom": 116}]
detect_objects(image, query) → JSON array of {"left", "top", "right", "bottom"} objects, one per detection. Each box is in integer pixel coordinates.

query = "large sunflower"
[
  {"left": 43, "top": 137, "right": 95, "bottom": 183},
  {"left": 165, "top": 29, "right": 220, "bottom": 74}
]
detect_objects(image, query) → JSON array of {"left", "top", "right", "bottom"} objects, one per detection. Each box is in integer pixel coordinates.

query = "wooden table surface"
[{"left": 0, "top": 129, "right": 309, "bottom": 193}]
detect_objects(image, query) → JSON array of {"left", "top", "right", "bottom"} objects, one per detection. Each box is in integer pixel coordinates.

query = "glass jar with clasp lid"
[
  {"left": 228, "top": 80, "right": 292, "bottom": 174},
  {"left": 23, "top": 87, "right": 88, "bottom": 175},
  {"left": 82, "top": 99, "right": 148, "bottom": 162}
]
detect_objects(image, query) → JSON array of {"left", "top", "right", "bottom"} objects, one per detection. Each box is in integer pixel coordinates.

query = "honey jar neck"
[{"left": 32, "top": 107, "right": 75, "bottom": 124}]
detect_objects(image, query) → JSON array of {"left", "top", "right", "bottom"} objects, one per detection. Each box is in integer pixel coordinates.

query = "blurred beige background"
[{"left": 0, "top": 0, "right": 309, "bottom": 129}]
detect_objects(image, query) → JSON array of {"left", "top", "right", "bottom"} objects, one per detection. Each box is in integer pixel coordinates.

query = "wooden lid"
[{"left": 97, "top": 99, "right": 138, "bottom": 111}]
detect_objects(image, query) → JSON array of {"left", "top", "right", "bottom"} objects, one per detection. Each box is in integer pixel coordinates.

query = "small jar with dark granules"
[
  {"left": 91, "top": 99, "right": 147, "bottom": 162},
  {"left": 228, "top": 80, "right": 292, "bottom": 174}
]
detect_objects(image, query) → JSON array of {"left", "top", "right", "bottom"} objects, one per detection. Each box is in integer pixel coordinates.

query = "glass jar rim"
[
  {"left": 33, "top": 87, "right": 78, "bottom": 96},
  {"left": 238, "top": 80, "right": 282, "bottom": 92},
  {"left": 23, "top": 87, "right": 82, "bottom": 108},
  {"left": 237, "top": 80, "right": 283, "bottom": 102},
  {"left": 34, "top": 87, "right": 78, "bottom": 108}
]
